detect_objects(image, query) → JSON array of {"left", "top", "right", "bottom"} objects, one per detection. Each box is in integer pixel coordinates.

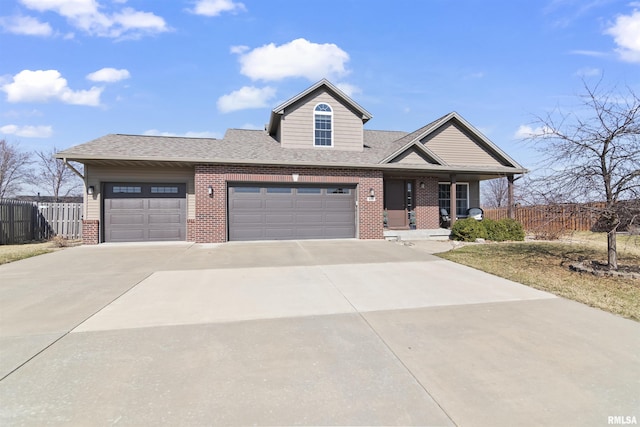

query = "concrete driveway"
[{"left": 0, "top": 240, "right": 638, "bottom": 426}]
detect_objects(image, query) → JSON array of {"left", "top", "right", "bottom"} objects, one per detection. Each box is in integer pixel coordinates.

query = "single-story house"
[{"left": 56, "top": 79, "right": 526, "bottom": 244}]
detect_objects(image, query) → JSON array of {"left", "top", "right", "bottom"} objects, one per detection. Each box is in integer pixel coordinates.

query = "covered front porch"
[{"left": 382, "top": 172, "right": 518, "bottom": 232}]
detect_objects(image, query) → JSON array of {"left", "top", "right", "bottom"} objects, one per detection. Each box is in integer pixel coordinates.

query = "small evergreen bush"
[
  {"left": 451, "top": 218, "right": 488, "bottom": 242},
  {"left": 451, "top": 217, "right": 525, "bottom": 242},
  {"left": 484, "top": 218, "right": 510, "bottom": 242},
  {"left": 500, "top": 218, "right": 525, "bottom": 241}
]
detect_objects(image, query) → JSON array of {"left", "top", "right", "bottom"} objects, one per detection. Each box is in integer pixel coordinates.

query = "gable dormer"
[{"left": 267, "top": 79, "right": 372, "bottom": 152}]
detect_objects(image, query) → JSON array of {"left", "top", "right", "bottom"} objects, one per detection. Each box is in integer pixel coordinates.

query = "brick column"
[
  {"left": 82, "top": 220, "right": 99, "bottom": 245},
  {"left": 358, "top": 171, "right": 384, "bottom": 239},
  {"left": 414, "top": 177, "right": 440, "bottom": 229},
  {"left": 194, "top": 165, "right": 227, "bottom": 243}
]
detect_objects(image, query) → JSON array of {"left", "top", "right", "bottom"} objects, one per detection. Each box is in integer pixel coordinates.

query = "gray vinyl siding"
[
  {"left": 85, "top": 165, "right": 195, "bottom": 221},
  {"left": 421, "top": 122, "right": 505, "bottom": 166},
  {"left": 280, "top": 90, "right": 364, "bottom": 151},
  {"left": 389, "top": 148, "right": 437, "bottom": 165}
]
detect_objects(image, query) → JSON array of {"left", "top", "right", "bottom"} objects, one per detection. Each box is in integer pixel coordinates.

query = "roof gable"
[
  {"left": 267, "top": 79, "right": 372, "bottom": 136},
  {"left": 381, "top": 112, "right": 523, "bottom": 169}
]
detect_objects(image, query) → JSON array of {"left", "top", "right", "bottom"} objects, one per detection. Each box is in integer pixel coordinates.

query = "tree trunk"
[{"left": 607, "top": 229, "right": 618, "bottom": 270}]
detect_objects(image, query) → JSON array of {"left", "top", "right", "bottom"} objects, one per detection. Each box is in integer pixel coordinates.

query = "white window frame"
[
  {"left": 313, "top": 103, "right": 333, "bottom": 147},
  {"left": 438, "top": 182, "right": 470, "bottom": 217}
]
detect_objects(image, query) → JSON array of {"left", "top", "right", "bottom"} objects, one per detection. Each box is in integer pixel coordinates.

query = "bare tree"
[
  {"left": 529, "top": 80, "right": 640, "bottom": 269},
  {"left": 0, "top": 139, "right": 32, "bottom": 198},
  {"left": 30, "top": 147, "right": 83, "bottom": 201},
  {"left": 481, "top": 177, "right": 510, "bottom": 208}
]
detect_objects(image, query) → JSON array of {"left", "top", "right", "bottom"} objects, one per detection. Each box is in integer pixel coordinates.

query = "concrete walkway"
[{"left": 0, "top": 240, "right": 638, "bottom": 426}]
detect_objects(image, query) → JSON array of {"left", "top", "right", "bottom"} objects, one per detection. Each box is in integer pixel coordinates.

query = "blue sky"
[{"left": 1, "top": 0, "right": 639, "bottom": 170}]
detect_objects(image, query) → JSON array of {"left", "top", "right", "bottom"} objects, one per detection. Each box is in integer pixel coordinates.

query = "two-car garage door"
[{"left": 228, "top": 185, "right": 356, "bottom": 241}]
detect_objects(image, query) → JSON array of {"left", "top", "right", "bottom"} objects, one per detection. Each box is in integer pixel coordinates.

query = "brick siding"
[
  {"left": 82, "top": 219, "right": 99, "bottom": 245},
  {"left": 414, "top": 176, "right": 440, "bottom": 228}
]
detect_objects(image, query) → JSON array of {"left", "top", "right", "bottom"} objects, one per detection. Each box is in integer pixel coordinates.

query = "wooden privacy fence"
[
  {"left": 483, "top": 203, "right": 602, "bottom": 235},
  {"left": 38, "top": 202, "right": 83, "bottom": 240},
  {"left": 0, "top": 199, "right": 83, "bottom": 244}
]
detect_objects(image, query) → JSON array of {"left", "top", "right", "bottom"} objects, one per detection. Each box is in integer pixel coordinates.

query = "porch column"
[
  {"left": 507, "top": 174, "right": 514, "bottom": 219},
  {"left": 450, "top": 175, "right": 457, "bottom": 226}
]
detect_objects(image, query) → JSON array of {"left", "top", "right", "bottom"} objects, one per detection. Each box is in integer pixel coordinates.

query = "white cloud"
[
  {"left": 605, "top": 10, "right": 640, "bottom": 62},
  {"left": 236, "top": 38, "right": 350, "bottom": 82},
  {"left": 18, "top": 0, "right": 169, "bottom": 39},
  {"left": 0, "top": 124, "right": 52, "bottom": 138},
  {"left": 86, "top": 67, "right": 130, "bottom": 82},
  {"left": 230, "top": 44, "right": 249, "bottom": 54},
  {"left": 335, "top": 82, "right": 361, "bottom": 97},
  {"left": 240, "top": 123, "right": 262, "bottom": 130},
  {"left": 217, "top": 86, "right": 276, "bottom": 113},
  {"left": 575, "top": 67, "right": 601, "bottom": 77},
  {"left": 2, "top": 69, "right": 103, "bottom": 106},
  {"left": 190, "top": 0, "right": 246, "bottom": 16},
  {"left": 143, "top": 129, "right": 220, "bottom": 138},
  {"left": 569, "top": 49, "right": 608, "bottom": 57},
  {"left": 514, "top": 125, "right": 552, "bottom": 139},
  {"left": 0, "top": 15, "right": 53, "bottom": 36}
]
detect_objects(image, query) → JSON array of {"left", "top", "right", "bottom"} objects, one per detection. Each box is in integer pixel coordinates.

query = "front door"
[{"left": 385, "top": 179, "right": 408, "bottom": 229}]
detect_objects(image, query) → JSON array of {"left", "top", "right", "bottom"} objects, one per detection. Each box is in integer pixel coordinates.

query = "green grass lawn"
[{"left": 437, "top": 233, "right": 640, "bottom": 321}]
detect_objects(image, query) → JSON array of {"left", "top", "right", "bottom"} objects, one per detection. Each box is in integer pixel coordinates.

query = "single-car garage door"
[
  {"left": 104, "top": 183, "right": 187, "bottom": 242},
  {"left": 228, "top": 185, "right": 356, "bottom": 241}
]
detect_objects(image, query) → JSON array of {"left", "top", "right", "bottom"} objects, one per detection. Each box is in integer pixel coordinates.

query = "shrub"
[
  {"left": 451, "top": 217, "right": 525, "bottom": 242},
  {"left": 451, "top": 218, "right": 488, "bottom": 242},
  {"left": 499, "top": 218, "right": 525, "bottom": 241},
  {"left": 484, "top": 218, "right": 510, "bottom": 242}
]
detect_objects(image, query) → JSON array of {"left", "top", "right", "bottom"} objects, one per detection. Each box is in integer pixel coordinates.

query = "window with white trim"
[
  {"left": 314, "top": 103, "right": 333, "bottom": 147},
  {"left": 438, "top": 183, "right": 469, "bottom": 217}
]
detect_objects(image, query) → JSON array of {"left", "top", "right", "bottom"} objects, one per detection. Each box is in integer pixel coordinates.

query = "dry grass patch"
[
  {"left": 0, "top": 238, "right": 81, "bottom": 265},
  {"left": 437, "top": 240, "right": 640, "bottom": 321},
  {"left": 0, "top": 242, "right": 54, "bottom": 265}
]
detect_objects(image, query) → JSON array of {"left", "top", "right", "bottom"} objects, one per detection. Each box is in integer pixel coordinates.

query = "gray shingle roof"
[
  {"left": 56, "top": 129, "right": 410, "bottom": 166},
  {"left": 56, "top": 114, "right": 526, "bottom": 174}
]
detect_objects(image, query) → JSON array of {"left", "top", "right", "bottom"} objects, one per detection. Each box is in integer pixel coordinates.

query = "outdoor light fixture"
[
  {"left": 369, "top": 188, "right": 375, "bottom": 197},
  {"left": 208, "top": 186, "right": 214, "bottom": 197},
  {"left": 87, "top": 186, "right": 95, "bottom": 195},
  {"left": 420, "top": 181, "right": 425, "bottom": 189}
]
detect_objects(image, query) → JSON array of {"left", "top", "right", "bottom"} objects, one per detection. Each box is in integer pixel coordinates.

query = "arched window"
[{"left": 314, "top": 103, "right": 333, "bottom": 147}]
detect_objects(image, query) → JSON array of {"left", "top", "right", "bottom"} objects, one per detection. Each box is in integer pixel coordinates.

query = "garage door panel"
[
  {"left": 265, "top": 214, "right": 294, "bottom": 224},
  {"left": 232, "top": 199, "right": 263, "bottom": 209},
  {"left": 295, "top": 199, "right": 323, "bottom": 209},
  {"left": 108, "top": 214, "right": 145, "bottom": 225},
  {"left": 295, "top": 213, "right": 324, "bottom": 224},
  {"left": 231, "top": 213, "right": 264, "bottom": 223},
  {"left": 148, "top": 228, "right": 183, "bottom": 240},
  {"left": 148, "top": 214, "right": 182, "bottom": 224},
  {"left": 148, "top": 199, "right": 183, "bottom": 209},
  {"left": 264, "top": 228, "right": 295, "bottom": 239},
  {"left": 265, "top": 199, "right": 294, "bottom": 209},
  {"left": 325, "top": 227, "right": 355, "bottom": 238},
  {"left": 325, "top": 212, "right": 355, "bottom": 222},
  {"left": 228, "top": 184, "right": 356, "bottom": 241},
  {"left": 295, "top": 227, "right": 325, "bottom": 238},
  {"left": 109, "top": 229, "right": 145, "bottom": 242},
  {"left": 108, "top": 199, "right": 145, "bottom": 210},
  {"left": 325, "top": 199, "right": 353, "bottom": 209}
]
